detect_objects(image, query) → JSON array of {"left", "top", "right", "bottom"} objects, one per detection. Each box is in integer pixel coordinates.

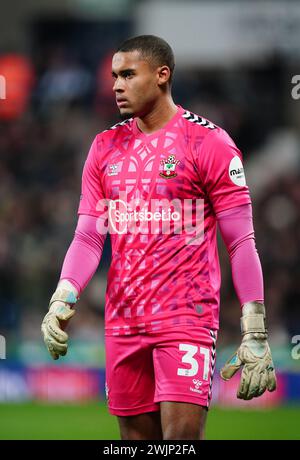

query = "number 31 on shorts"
[{"left": 177, "top": 344, "right": 210, "bottom": 380}]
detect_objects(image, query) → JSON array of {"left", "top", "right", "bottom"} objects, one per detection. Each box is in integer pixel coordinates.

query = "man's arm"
[
  {"left": 41, "top": 214, "right": 106, "bottom": 360},
  {"left": 217, "top": 203, "right": 276, "bottom": 399},
  {"left": 196, "top": 127, "right": 276, "bottom": 400},
  {"left": 42, "top": 135, "right": 108, "bottom": 359}
]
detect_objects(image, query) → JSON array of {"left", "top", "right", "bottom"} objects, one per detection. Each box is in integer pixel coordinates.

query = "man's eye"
[{"left": 124, "top": 73, "right": 133, "bottom": 79}]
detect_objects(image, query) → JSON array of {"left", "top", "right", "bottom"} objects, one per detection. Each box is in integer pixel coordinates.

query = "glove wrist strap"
[
  {"left": 49, "top": 289, "right": 78, "bottom": 307},
  {"left": 240, "top": 301, "right": 267, "bottom": 336},
  {"left": 49, "top": 279, "right": 79, "bottom": 308}
]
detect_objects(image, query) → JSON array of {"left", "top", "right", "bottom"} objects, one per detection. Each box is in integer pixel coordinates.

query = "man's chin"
[{"left": 119, "top": 110, "right": 134, "bottom": 120}]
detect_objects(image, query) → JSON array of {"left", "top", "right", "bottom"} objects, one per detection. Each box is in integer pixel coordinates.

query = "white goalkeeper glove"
[
  {"left": 41, "top": 280, "right": 78, "bottom": 360},
  {"left": 220, "top": 302, "right": 277, "bottom": 400}
]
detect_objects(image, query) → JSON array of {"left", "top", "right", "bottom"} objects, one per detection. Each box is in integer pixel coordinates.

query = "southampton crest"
[{"left": 159, "top": 154, "right": 180, "bottom": 179}]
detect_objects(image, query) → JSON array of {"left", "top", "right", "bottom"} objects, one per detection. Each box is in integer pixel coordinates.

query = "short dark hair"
[{"left": 117, "top": 35, "right": 175, "bottom": 84}]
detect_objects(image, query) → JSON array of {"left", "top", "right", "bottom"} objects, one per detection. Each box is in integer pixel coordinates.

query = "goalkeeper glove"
[
  {"left": 220, "top": 301, "right": 277, "bottom": 400},
  {"left": 41, "top": 280, "right": 78, "bottom": 360}
]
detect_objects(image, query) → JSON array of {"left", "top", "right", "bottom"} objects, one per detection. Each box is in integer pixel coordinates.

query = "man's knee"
[{"left": 118, "top": 411, "right": 163, "bottom": 440}]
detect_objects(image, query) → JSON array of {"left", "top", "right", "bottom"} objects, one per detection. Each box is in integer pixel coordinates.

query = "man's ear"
[{"left": 157, "top": 65, "right": 171, "bottom": 86}]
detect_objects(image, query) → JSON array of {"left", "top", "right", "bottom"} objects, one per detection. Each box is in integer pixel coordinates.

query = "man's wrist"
[{"left": 49, "top": 280, "right": 79, "bottom": 309}]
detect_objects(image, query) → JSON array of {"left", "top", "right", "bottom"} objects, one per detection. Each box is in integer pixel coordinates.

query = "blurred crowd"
[{"left": 0, "top": 48, "right": 299, "bottom": 351}]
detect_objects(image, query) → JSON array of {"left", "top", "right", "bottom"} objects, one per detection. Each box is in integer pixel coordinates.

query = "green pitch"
[{"left": 0, "top": 402, "right": 299, "bottom": 440}]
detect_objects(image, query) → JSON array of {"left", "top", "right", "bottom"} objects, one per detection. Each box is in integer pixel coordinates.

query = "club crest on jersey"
[{"left": 159, "top": 154, "right": 180, "bottom": 179}]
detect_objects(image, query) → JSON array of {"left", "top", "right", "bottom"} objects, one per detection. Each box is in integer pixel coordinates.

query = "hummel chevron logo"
[{"left": 182, "top": 111, "right": 216, "bottom": 129}]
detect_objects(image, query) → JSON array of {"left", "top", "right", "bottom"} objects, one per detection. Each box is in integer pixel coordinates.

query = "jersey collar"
[{"left": 132, "top": 105, "right": 184, "bottom": 141}]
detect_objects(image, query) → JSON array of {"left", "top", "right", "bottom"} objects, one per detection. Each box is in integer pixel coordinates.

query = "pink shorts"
[{"left": 105, "top": 327, "right": 217, "bottom": 416}]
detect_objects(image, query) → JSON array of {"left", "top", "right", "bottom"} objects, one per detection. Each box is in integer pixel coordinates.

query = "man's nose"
[{"left": 113, "top": 77, "right": 124, "bottom": 92}]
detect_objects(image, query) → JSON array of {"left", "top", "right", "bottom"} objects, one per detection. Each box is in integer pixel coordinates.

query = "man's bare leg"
[
  {"left": 117, "top": 411, "right": 163, "bottom": 440},
  {"left": 160, "top": 401, "right": 208, "bottom": 440}
]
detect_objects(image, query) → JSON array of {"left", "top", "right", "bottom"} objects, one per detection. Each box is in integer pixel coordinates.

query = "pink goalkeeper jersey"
[{"left": 78, "top": 106, "right": 251, "bottom": 335}]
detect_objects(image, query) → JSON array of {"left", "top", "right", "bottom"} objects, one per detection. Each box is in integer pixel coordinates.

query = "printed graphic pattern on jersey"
[{"left": 79, "top": 106, "right": 251, "bottom": 335}]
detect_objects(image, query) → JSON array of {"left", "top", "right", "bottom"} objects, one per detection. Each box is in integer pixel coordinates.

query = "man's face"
[{"left": 112, "top": 50, "right": 161, "bottom": 119}]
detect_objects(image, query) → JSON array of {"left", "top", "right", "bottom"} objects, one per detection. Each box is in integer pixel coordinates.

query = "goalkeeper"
[{"left": 41, "top": 34, "right": 276, "bottom": 440}]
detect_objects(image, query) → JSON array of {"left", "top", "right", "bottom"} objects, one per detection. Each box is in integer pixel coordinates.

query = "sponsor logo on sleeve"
[{"left": 229, "top": 156, "right": 246, "bottom": 186}]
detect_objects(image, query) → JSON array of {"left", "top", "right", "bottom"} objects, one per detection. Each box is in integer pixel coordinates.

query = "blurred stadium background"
[{"left": 0, "top": 0, "right": 300, "bottom": 440}]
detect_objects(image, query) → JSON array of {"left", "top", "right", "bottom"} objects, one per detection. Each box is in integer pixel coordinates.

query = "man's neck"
[{"left": 136, "top": 97, "right": 178, "bottom": 134}]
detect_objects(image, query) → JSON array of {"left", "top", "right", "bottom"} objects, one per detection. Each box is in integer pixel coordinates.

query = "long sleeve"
[
  {"left": 59, "top": 214, "right": 107, "bottom": 294},
  {"left": 216, "top": 203, "right": 264, "bottom": 306}
]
